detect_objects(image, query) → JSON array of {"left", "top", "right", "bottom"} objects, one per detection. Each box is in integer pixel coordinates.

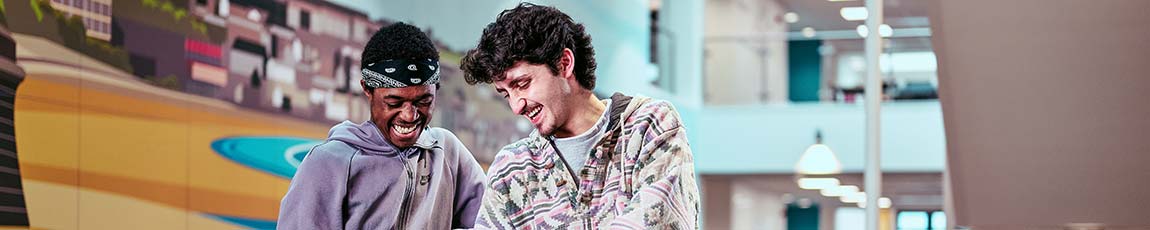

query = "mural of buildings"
[
  {"left": 48, "top": 0, "right": 114, "bottom": 40},
  {"left": 0, "top": 0, "right": 529, "bottom": 228},
  {"left": 176, "top": 0, "right": 383, "bottom": 123}
]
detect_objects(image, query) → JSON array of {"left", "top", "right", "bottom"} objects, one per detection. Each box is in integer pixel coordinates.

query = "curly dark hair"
[
  {"left": 361, "top": 22, "right": 439, "bottom": 68},
  {"left": 461, "top": 3, "right": 597, "bottom": 90}
]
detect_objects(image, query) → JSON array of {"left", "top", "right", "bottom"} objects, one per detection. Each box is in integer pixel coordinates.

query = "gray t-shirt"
[{"left": 554, "top": 99, "right": 612, "bottom": 173}]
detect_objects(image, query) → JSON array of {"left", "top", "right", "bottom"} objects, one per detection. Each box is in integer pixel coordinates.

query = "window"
[
  {"left": 897, "top": 211, "right": 946, "bottom": 230},
  {"left": 299, "top": 11, "right": 311, "bottom": 30},
  {"left": 897, "top": 211, "right": 928, "bottom": 230},
  {"left": 835, "top": 207, "right": 865, "bottom": 230},
  {"left": 648, "top": 0, "right": 675, "bottom": 93},
  {"left": 930, "top": 211, "right": 946, "bottom": 229},
  {"left": 649, "top": 1, "right": 659, "bottom": 64},
  {"left": 270, "top": 35, "right": 279, "bottom": 58}
]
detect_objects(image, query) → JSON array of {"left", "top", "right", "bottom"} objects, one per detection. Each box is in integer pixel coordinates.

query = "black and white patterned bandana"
[{"left": 361, "top": 59, "right": 441, "bottom": 88}]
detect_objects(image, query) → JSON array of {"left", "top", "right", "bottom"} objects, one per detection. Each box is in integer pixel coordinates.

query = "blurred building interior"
[{"left": 0, "top": 0, "right": 1147, "bottom": 229}]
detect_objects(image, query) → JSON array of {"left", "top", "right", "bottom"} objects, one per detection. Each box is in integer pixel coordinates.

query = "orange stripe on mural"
[{"left": 21, "top": 164, "right": 281, "bottom": 220}]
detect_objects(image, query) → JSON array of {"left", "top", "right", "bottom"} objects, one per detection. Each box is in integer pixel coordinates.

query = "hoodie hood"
[{"left": 327, "top": 120, "right": 439, "bottom": 157}]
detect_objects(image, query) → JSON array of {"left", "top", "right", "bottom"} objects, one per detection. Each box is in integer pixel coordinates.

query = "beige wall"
[
  {"left": 933, "top": 0, "right": 1150, "bottom": 228},
  {"left": 731, "top": 179, "right": 788, "bottom": 230},
  {"left": 703, "top": 175, "right": 734, "bottom": 230}
]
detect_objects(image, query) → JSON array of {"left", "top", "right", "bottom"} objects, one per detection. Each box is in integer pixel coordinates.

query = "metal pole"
[{"left": 864, "top": 0, "right": 884, "bottom": 229}]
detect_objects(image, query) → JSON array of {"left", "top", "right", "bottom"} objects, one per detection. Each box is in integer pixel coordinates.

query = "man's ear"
[
  {"left": 361, "top": 80, "right": 373, "bottom": 98},
  {"left": 559, "top": 48, "right": 575, "bottom": 79}
]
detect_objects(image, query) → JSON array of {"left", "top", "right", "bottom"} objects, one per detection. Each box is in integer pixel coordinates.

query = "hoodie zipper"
[
  {"left": 395, "top": 138, "right": 437, "bottom": 230},
  {"left": 395, "top": 150, "right": 418, "bottom": 230}
]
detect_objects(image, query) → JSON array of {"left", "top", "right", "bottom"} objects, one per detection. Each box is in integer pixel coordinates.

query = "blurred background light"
[
  {"left": 801, "top": 27, "right": 817, "bottom": 38},
  {"left": 840, "top": 7, "right": 868, "bottom": 21},
  {"left": 795, "top": 131, "right": 842, "bottom": 175},
  {"left": 820, "top": 185, "right": 859, "bottom": 197},
  {"left": 798, "top": 177, "right": 841, "bottom": 190},
  {"left": 785, "top": 12, "right": 800, "bottom": 23}
]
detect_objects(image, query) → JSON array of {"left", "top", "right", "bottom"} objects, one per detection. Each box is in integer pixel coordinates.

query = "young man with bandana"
[
  {"left": 276, "top": 23, "right": 485, "bottom": 229},
  {"left": 461, "top": 3, "right": 701, "bottom": 229}
]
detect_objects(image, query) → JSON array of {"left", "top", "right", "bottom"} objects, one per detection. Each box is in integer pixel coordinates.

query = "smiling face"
[
  {"left": 363, "top": 82, "right": 437, "bottom": 148},
  {"left": 493, "top": 61, "right": 579, "bottom": 137}
]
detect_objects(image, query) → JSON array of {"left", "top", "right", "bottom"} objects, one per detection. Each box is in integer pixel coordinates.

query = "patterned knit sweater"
[{"left": 476, "top": 93, "right": 701, "bottom": 229}]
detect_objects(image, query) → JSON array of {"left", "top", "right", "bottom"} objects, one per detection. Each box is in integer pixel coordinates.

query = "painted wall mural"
[{"left": 0, "top": 0, "right": 528, "bottom": 228}]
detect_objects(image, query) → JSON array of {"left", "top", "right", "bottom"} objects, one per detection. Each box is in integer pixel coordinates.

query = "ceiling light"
[
  {"left": 796, "top": 130, "right": 842, "bottom": 175},
  {"left": 821, "top": 185, "right": 859, "bottom": 197},
  {"left": 856, "top": 24, "right": 893, "bottom": 38},
  {"left": 860, "top": 197, "right": 892, "bottom": 209},
  {"left": 878, "top": 197, "right": 892, "bottom": 208},
  {"left": 797, "top": 198, "right": 813, "bottom": 209},
  {"left": 879, "top": 24, "right": 894, "bottom": 37},
  {"left": 784, "top": 12, "right": 800, "bottom": 23},
  {"left": 801, "top": 27, "right": 817, "bottom": 38},
  {"left": 798, "top": 177, "right": 840, "bottom": 190},
  {"left": 841, "top": 191, "right": 865, "bottom": 203},
  {"left": 840, "top": 7, "right": 868, "bottom": 21}
]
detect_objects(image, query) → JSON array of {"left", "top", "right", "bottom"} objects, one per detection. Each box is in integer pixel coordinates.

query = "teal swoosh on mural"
[
  {"left": 203, "top": 213, "right": 277, "bottom": 229},
  {"left": 210, "top": 136, "right": 322, "bottom": 179}
]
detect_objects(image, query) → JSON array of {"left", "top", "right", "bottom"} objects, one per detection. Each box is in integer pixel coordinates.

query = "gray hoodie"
[{"left": 277, "top": 121, "right": 486, "bottom": 229}]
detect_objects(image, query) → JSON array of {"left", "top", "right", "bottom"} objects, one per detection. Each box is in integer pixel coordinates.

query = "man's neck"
[{"left": 553, "top": 93, "right": 606, "bottom": 138}]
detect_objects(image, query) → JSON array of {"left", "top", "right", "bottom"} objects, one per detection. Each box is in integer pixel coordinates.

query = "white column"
[{"left": 863, "top": 0, "right": 884, "bottom": 229}]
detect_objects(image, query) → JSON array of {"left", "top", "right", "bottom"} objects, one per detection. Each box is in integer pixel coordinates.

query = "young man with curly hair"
[
  {"left": 461, "top": 3, "right": 701, "bottom": 229},
  {"left": 276, "top": 22, "right": 485, "bottom": 229}
]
